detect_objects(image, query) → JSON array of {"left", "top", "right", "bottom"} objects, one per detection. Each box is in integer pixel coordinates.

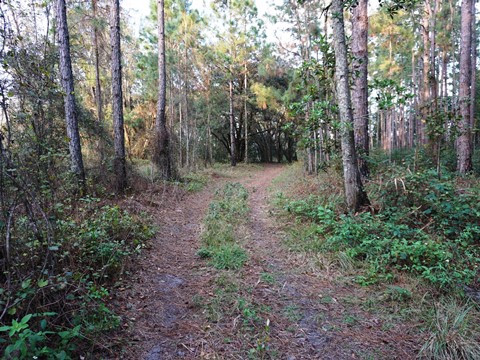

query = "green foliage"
[
  {"left": 383, "top": 285, "right": 412, "bottom": 302},
  {"left": 56, "top": 203, "right": 155, "bottom": 280},
  {"left": 0, "top": 313, "right": 79, "bottom": 359},
  {"left": 1, "top": 200, "right": 155, "bottom": 356},
  {"left": 281, "top": 165, "right": 480, "bottom": 288},
  {"left": 182, "top": 172, "right": 208, "bottom": 192}
]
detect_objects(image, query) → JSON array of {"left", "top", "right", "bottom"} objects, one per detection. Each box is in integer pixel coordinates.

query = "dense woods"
[{"left": 0, "top": 0, "right": 479, "bottom": 357}]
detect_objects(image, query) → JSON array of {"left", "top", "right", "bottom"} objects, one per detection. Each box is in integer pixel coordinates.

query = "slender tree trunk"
[
  {"left": 411, "top": 49, "right": 417, "bottom": 148},
  {"left": 92, "top": 0, "right": 105, "bottom": 165},
  {"left": 470, "top": 0, "right": 477, "bottom": 146},
  {"left": 228, "top": 0, "right": 236, "bottom": 167},
  {"left": 441, "top": 50, "right": 447, "bottom": 99},
  {"left": 430, "top": 0, "right": 440, "bottom": 111},
  {"left": 331, "top": 0, "right": 369, "bottom": 212},
  {"left": 351, "top": 0, "right": 369, "bottom": 178},
  {"left": 92, "top": 0, "right": 103, "bottom": 125},
  {"left": 183, "top": 23, "right": 189, "bottom": 168},
  {"left": 56, "top": 0, "right": 85, "bottom": 183},
  {"left": 244, "top": 60, "right": 248, "bottom": 163},
  {"left": 420, "top": 0, "right": 431, "bottom": 145},
  {"left": 456, "top": 0, "right": 473, "bottom": 173},
  {"left": 111, "top": 0, "right": 127, "bottom": 193},
  {"left": 154, "top": 0, "right": 172, "bottom": 179},
  {"left": 229, "top": 78, "right": 236, "bottom": 166},
  {"left": 179, "top": 102, "right": 183, "bottom": 167}
]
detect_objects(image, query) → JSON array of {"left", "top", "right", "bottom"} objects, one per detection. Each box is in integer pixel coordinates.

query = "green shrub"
[
  {"left": 56, "top": 204, "right": 155, "bottom": 280},
  {"left": 0, "top": 313, "right": 80, "bottom": 360},
  {"left": 281, "top": 167, "right": 480, "bottom": 288},
  {"left": 1, "top": 201, "right": 155, "bottom": 357}
]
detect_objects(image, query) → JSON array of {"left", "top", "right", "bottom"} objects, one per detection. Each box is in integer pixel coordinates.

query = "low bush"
[
  {"left": 281, "top": 166, "right": 480, "bottom": 288},
  {"left": 0, "top": 199, "right": 155, "bottom": 359}
]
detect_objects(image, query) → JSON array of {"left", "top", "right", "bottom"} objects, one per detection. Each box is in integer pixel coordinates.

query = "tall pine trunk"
[
  {"left": 56, "top": 0, "right": 85, "bottom": 184},
  {"left": 470, "top": 0, "right": 477, "bottom": 146},
  {"left": 331, "top": 0, "right": 369, "bottom": 212},
  {"left": 92, "top": 0, "right": 103, "bottom": 126},
  {"left": 111, "top": 0, "right": 127, "bottom": 192},
  {"left": 154, "top": 0, "right": 172, "bottom": 179},
  {"left": 420, "top": 0, "right": 431, "bottom": 146},
  {"left": 92, "top": 0, "right": 105, "bottom": 164},
  {"left": 229, "top": 78, "right": 236, "bottom": 166},
  {"left": 228, "top": 0, "right": 236, "bottom": 167},
  {"left": 456, "top": 0, "right": 473, "bottom": 173},
  {"left": 244, "top": 60, "right": 248, "bottom": 164},
  {"left": 351, "top": 0, "right": 369, "bottom": 178}
]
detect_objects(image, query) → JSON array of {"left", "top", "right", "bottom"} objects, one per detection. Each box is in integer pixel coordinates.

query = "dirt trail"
[
  {"left": 116, "top": 165, "right": 418, "bottom": 359},
  {"left": 116, "top": 181, "right": 218, "bottom": 359}
]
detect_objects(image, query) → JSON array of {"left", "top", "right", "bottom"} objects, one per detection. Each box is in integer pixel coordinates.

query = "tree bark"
[
  {"left": 351, "top": 0, "right": 369, "bottom": 178},
  {"left": 470, "top": 0, "right": 477, "bottom": 145},
  {"left": 244, "top": 60, "right": 248, "bottom": 163},
  {"left": 419, "top": 0, "right": 431, "bottom": 145},
  {"left": 331, "top": 0, "right": 369, "bottom": 212},
  {"left": 92, "top": 0, "right": 105, "bottom": 164},
  {"left": 111, "top": 0, "right": 127, "bottom": 193},
  {"left": 56, "top": 0, "right": 85, "bottom": 183},
  {"left": 229, "top": 78, "right": 236, "bottom": 166},
  {"left": 92, "top": 0, "right": 103, "bottom": 125},
  {"left": 154, "top": 0, "right": 172, "bottom": 179},
  {"left": 228, "top": 0, "right": 236, "bottom": 167},
  {"left": 456, "top": 0, "right": 473, "bottom": 173}
]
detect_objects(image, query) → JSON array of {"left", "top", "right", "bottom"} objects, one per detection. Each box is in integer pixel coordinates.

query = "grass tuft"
[
  {"left": 419, "top": 300, "right": 480, "bottom": 360},
  {"left": 199, "top": 182, "right": 249, "bottom": 270}
]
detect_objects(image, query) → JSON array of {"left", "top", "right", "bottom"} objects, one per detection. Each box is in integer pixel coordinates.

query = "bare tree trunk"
[
  {"left": 229, "top": 77, "right": 236, "bottom": 166},
  {"left": 420, "top": 0, "right": 431, "bottom": 145},
  {"left": 111, "top": 0, "right": 127, "bottom": 193},
  {"left": 331, "top": 0, "right": 369, "bottom": 212},
  {"left": 411, "top": 49, "right": 417, "bottom": 148},
  {"left": 244, "top": 60, "right": 248, "bottom": 163},
  {"left": 92, "top": 0, "right": 103, "bottom": 125},
  {"left": 154, "top": 0, "right": 172, "bottom": 179},
  {"left": 456, "top": 0, "right": 473, "bottom": 173},
  {"left": 228, "top": 0, "right": 236, "bottom": 167},
  {"left": 183, "top": 25, "right": 189, "bottom": 168},
  {"left": 351, "top": 0, "right": 369, "bottom": 178},
  {"left": 470, "top": 0, "right": 477, "bottom": 146},
  {"left": 430, "top": 0, "right": 440, "bottom": 111},
  {"left": 56, "top": 0, "right": 85, "bottom": 183},
  {"left": 92, "top": 0, "right": 105, "bottom": 164}
]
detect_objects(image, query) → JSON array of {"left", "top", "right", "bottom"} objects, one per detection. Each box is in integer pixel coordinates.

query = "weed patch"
[{"left": 199, "top": 182, "right": 249, "bottom": 268}]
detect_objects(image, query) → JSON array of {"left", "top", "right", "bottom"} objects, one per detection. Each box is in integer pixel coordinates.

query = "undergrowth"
[
  {"left": 0, "top": 197, "right": 155, "bottom": 359},
  {"left": 276, "top": 161, "right": 480, "bottom": 289}
]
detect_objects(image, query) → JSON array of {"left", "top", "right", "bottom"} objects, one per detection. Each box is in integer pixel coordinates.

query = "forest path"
[{"left": 115, "top": 164, "right": 418, "bottom": 359}]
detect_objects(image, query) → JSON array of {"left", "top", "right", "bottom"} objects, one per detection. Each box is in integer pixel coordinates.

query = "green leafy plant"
[{"left": 0, "top": 313, "right": 80, "bottom": 359}]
